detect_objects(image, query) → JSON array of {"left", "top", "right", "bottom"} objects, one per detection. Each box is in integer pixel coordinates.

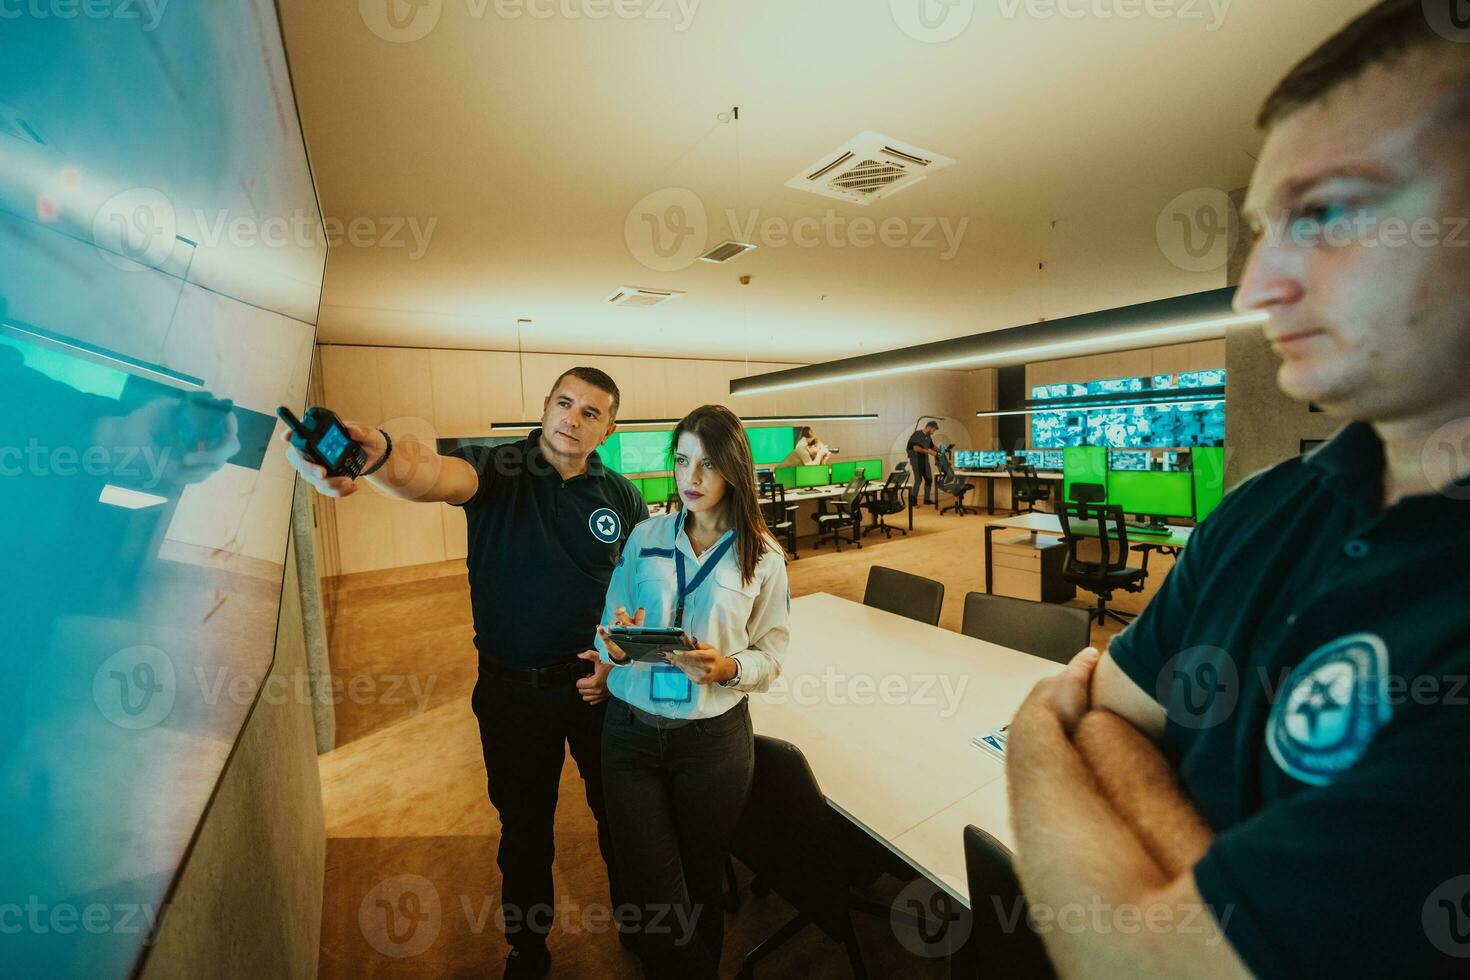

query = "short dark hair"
[
  {"left": 924, "top": 421, "right": 939, "bottom": 431},
  {"left": 550, "top": 367, "right": 620, "bottom": 418},
  {"left": 1258, "top": 0, "right": 1466, "bottom": 129}
]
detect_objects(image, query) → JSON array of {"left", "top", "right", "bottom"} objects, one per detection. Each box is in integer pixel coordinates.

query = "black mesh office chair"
[
  {"left": 758, "top": 474, "right": 799, "bottom": 560},
  {"left": 862, "top": 565, "right": 944, "bottom": 626},
  {"left": 812, "top": 475, "right": 864, "bottom": 552},
  {"left": 955, "top": 826, "right": 1056, "bottom": 979},
  {"left": 862, "top": 469, "right": 909, "bottom": 538},
  {"left": 1008, "top": 462, "right": 1051, "bottom": 515},
  {"left": 935, "top": 450, "right": 974, "bottom": 516},
  {"left": 960, "top": 592, "right": 1092, "bottom": 665},
  {"left": 1068, "top": 481, "right": 1106, "bottom": 505},
  {"left": 731, "top": 736, "right": 921, "bottom": 979},
  {"left": 1056, "top": 498, "right": 1148, "bottom": 627}
]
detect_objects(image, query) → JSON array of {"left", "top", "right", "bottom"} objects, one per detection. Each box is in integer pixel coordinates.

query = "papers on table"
[{"left": 972, "top": 725, "right": 1008, "bottom": 762}]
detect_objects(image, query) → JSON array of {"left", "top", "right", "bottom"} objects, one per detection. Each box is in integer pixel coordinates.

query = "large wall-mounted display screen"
[
  {"left": 1032, "top": 371, "right": 1226, "bottom": 449},
  {"left": 1, "top": 5, "right": 321, "bottom": 975}
]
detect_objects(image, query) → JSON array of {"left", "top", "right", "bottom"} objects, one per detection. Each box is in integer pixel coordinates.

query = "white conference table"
[{"left": 748, "top": 592, "right": 1062, "bottom": 906}]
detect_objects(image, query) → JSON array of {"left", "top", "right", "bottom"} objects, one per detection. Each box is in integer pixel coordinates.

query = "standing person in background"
[
  {"left": 595, "top": 405, "right": 790, "bottom": 979},
  {"left": 280, "top": 367, "right": 646, "bottom": 979},
  {"left": 907, "top": 420, "right": 940, "bottom": 505}
]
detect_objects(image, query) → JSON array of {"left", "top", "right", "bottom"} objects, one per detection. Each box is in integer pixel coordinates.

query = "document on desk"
[{"left": 972, "top": 725, "right": 1008, "bottom": 762}]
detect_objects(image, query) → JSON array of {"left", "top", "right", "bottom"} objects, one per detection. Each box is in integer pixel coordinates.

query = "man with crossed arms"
[{"left": 1007, "top": 2, "right": 1470, "bottom": 976}]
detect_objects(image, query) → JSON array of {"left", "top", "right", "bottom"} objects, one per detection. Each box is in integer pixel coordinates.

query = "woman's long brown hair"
[{"left": 671, "top": 405, "right": 773, "bottom": 584}]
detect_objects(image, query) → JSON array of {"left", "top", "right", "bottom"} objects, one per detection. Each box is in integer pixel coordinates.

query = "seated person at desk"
[
  {"left": 1006, "top": 5, "right": 1470, "bottom": 976},
  {"left": 791, "top": 426, "right": 833, "bottom": 465}
]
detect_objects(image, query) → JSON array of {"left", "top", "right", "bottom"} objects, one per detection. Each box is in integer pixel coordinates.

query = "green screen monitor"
[
  {"left": 747, "top": 426, "right": 797, "bottom": 465},
  {"left": 830, "top": 460, "right": 858, "bottom": 484},
  {"left": 1192, "top": 447, "right": 1226, "bottom": 522},
  {"left": 1063, "top": 446, "right": 1109, "bottom": 503},
  {"left": 599, "top": 433, "right": 625, "bottom": 473},
  {"left": 641, "top": 475, "right": 676, "bottom": 505},
  {"left": 619, "top": 430, "right": 673, "bottom": 473},
  {"left": 796, "top": 465, "right": 830, "bottom": 488},
  {"left": 774, "top": 466, "right": 797, "bottom": 489},
  {"left": 1108, "top": 471, "right": 1195, "bottom": 520},
  {"left": 853, "top": 458, "right": 883, "bottom": 481}
]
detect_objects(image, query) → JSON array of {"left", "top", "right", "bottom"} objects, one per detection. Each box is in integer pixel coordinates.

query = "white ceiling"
[{"left": 278, "top": 0, "right": 1373, "bottom": 363}]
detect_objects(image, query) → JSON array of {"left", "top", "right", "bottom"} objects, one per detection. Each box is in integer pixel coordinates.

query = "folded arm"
[{"left": 1006, "top": 651, "right": 1250, "bottom": 979}]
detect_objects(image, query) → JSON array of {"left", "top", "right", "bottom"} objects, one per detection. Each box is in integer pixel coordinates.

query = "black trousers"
[
  {"left": 911, "top": 457, "right": 933, "bottom": 502},
  {"left": 471, "top": 670, "right": 620, "bottom": 952},
  {"left": 601, "top": 697, "right": 754, "bottom": 980}
]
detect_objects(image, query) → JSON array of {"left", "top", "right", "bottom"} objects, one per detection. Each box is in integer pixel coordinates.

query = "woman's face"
[{"left": 674, "top": 431, "right": 728, "bottom": 517}]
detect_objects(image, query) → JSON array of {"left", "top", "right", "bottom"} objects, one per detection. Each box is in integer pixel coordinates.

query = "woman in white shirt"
[{"left": 595, "top": 404, "right": 789, "bottom": 979}]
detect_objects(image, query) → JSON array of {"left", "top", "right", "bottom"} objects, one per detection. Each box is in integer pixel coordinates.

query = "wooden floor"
[{"left": 316, "top": 504, "right": 1160, "bottom": 978}]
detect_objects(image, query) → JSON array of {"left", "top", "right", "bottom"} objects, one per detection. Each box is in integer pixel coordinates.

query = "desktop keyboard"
[{"left": 1126, "top": 523, "right": 1173, "bottom": 536}]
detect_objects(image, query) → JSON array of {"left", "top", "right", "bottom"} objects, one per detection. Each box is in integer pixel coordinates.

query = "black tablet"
[{"left": 607, "top": 626, "right": 696, "bottom": 663}]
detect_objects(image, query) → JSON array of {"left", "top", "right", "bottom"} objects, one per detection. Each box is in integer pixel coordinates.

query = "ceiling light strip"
[
  {"left": 728, "top": 288, "right": 1265, "bottom": 397},
  {"left": 489, "top": 413, "right": 879, "bottom": 432}
]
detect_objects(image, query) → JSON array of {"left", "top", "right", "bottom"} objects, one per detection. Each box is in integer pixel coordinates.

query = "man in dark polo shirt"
[
  {"left": 1005, "top": 3, "right": 1470, "bottom": 977},
  {"left": 281, "top": 367, "right": 646, "bottom": 978},
  {"left": 908, "top": 420, "right": 940, "bottom": 505}
]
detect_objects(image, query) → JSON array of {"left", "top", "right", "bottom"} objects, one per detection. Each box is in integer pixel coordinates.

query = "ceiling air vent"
[
  {"left": 785, "top": 131, "right": 954, "bottom": 206},
  {"left": 606, "top": 285, "right": 684, "bottom": 309},
  {"left": 698, "top": 240, "right": 757, "bottom": 264}
]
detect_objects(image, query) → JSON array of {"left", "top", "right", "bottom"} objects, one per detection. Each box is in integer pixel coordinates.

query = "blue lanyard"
[{"left": 673, "top": 530, "right": 736, "bottom": 630}]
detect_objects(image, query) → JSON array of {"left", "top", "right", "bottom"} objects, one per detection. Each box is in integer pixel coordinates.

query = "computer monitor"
[
  {"left": 641, "top": 476, "right": 676, "bottom": 505},
  {"left": 747, "top": 426, "right": 797, "bottom": 465},
  {"left": 1063, "top": 446, "right": 1109, "bottom": 503},
  {"left": 978, "top": 451, "right": 1007, "bottom": 469},
  {"left": 1192, "top": 446, "right": 1226, "bottom": 522},
  {"left": 853, "top": 458, "right": 883, "bottom": 480},
  {"left": 774, "top": 466, "right": 797, "bottom": 489},
  {"left": 1107, "top": 470, "right": 1194, "bottom": 520},
  {"left": 1015, "top": 450, "right": 1048, "bottom": 469},
  {"left": 619, "top": 430, "right": 673, "bottom": 473},
  {"left": 1109, "top": 450, "right": 1152, "bottom": 472},
  {"left": 1039, "top": 450, "right": 1065, "bottom": 472},
  {"left": 830, "top": 460, "right": 858, "bottom": 484},
  {"left": 796, "top": 465, "right": 830, "bottom": 488}
]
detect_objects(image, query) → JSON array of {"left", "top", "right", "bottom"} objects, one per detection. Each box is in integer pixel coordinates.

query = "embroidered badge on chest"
[
  {"left": 1267, "top": 632, "right": 1392, "bottom": 787},
  {"left": 589, "top": 507, "right": 621, "bottom": 544}
]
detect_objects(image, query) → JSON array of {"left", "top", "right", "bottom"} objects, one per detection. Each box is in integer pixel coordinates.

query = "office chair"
[
  {"left": 935, "top": 450, "right": 975, "bottom": 516},
  {"left": 758, "top": 478, "right": 799, "bottom": 560},
  {"left": 811, "top": 474, "right": 865, "bottom": 552},
  {"left": 1008, "top": 463, "right": 1051, "bottom": 515},
  {"left": 1055, "top": 499, "right": 1148, "bottom": 627},
  {"left": 1068, "top": 481, "right": 1106, "bottom": 504},
  {"left": 961, "top": 592, "right": 1092, "bottom": 665},
  {"left": 955, "top": 826, "right": 1056, "bottom": 979},
  {"left": 862, "top": 469, "right": 909, "bottom": 538},
  {"left": 862, "top": 565, "right": 944, "bottom": 626},
  {"left": 731, "top": 736, "right": 924, "bottom": 980}
]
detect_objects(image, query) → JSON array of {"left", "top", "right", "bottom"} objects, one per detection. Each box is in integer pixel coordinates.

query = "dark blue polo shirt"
[
  {"left": 1109, "top": 421, "right": 1470, "bottom": 978},
  {"left": 448, "top": 430, "right": 648, "bottom": 670}
]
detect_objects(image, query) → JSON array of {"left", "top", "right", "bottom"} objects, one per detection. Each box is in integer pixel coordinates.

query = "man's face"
[
  {"left": 541, "top": 376, "right": 617, "bottom": 456},
  {"left": 1236, "top": 49, "right": 1470, "bottom": 425}
]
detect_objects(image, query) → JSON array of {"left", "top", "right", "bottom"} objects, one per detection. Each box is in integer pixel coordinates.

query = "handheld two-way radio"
[{"left": 276, "top": 406, "right": 369, "bottom": 479}]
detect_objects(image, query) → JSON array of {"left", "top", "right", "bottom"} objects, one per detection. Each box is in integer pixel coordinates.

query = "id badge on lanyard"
[{"left": 649, "top": 533, "right": 734, "bottom": 705}]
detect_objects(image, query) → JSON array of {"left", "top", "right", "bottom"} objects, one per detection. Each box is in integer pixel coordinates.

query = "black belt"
[{"left": 483, "top": 658, "right": 594, "bottom": 690}]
